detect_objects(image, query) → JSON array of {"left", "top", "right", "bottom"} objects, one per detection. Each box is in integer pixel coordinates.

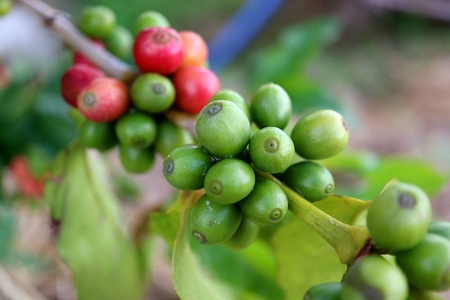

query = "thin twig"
[
  {"left": 165, "top": 109, "right": 197, "bottom": 137},
  {"left": 14, "top": 0, "right": 139, "bottom": 82}
]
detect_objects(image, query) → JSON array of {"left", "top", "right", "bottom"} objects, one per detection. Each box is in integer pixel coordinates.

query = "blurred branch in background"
[
  {"left": 13, "top": 0, "right": 137, "bottom": 81},
  {"left": 364, "top": 0, "right": 450, "bottom": 22}
]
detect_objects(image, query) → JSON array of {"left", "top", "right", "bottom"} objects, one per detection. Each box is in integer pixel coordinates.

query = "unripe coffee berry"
[
  {"left": 173, "top": 66, "right": 220, "bottom": 114},
  {"left": 291, "top": 109, "right": 349, "bottom": 160},
  {"left": 79, "top": 121, "right": 117, "bottom": 151},
  {"left": 77, "top": 77, "right": 129, "bottom": 123},
  {"left": 396, "top": 234, "right": 450, "bottom": 290},
  {"left": 342, "top": 255, "right": 408, "bottom": 300},
  {"left": 133, "top": 27, "right": 183, "bottom": 75},
  {"left": 115, "top": 112, "right": 157, "bottom": 149},
  {"left": 154, "top": 121, "right": 195, "bottom": 158},
  {"left": 249, "top": 127, "right": 295, "bottom": 174},
  {"left": 240, "top": 179, "right": 288, "bottom": 226},
  {"left": 119, "top": 145, "right": 155, "bottom": 174},
  {"left": 204, "top": 158, "right": 255, "bottom": 205},
  {"left": 0, "top": 0, "right": 12, "bottom": 16},
  {"left": 210, "top": 89, "right": 251, "bottom": 122},
  {"left": 104, "top": 26, "right": 133, "bottom": 59},
  {"left": 79, "top": 6, "right": 116, "bottom": 39},
  {"left": 225, "top": 217, "right": 259, "bottom": 250},
  {"left": 134, "top": 11, "right": 170, "bottom": 36},
  {"left": 281, "top": 161, "right": 334, "bottom": 202},
  {"left": 196, "top": 100, "right": 251, "bottom": 158},
  {"left": 190, "top": 194, "right": 242, "bottom": 246},
  {"left": 251, "top": 83, "right": 291, "bottom": 129},
  {"left": 367, "top": 181, "right": 431, "bottom": 252},
  {"left": 304, "top": 282, "right": 342, "bottom": 300},
  {"left": 428, "top": 221, "right": 450, "bottom": 241},
  {"left": 61, "top": 64, "right": 105, "bottom": 107},
  {"left": 131, "top": 73, "right": 175, "bottom": 113},
  {"left": 163, "top": 144, "right": 214, "bottom": 191}
]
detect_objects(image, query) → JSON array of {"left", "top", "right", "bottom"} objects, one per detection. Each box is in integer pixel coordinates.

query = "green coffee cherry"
[
  {"left": 210, "top": 89, "right": 251, "bottom": 122},
  {"left": 303, "top": 282, "right": 342, "bottom": 300},
  {"left": 342, "top": 255, "right": 408, "bottom": 300},
  {"left": 291, "top": 109, "right": 349, "bottom": 160},
  {"left": 204, "top": 158, "right": 255, "bottom": 205},
  {"left": 104, "top": 26, "right": 132, "bottom": 58},
  {"left": 79, "top": 120, "right": 117, "bottom": 151},
  {"left": 196, "top": 100, "right": 251, "bottom": 158},
  {"left": 249, "top": 127, "right": 295, "bottom": 174},
  {"left": 225, "top": 217, "right": 259, "bottom": 250},
  {"left": 69, "top": 107, "right": 86, "bottom": 130},
  {"left": 134, "top": 11, "right": 170, "bottom": 36},
  {"left": 79, "top": 6, "right": 116, "bottom": 39},
  {"left": 163, "top": 144, "right": 214, "bottom": 190},
  {"left": 240, "top": 179, "right": 288, "bottom": 226},
  {"left": 131, "top": 73, "right": 175, "bottom": 113},
  {"left": 115, "top": 112, "right": 157, "bottom": 149},
  {"left": 190, "top": 194, "right": 242, "bottom": 245},
  {"left": 427, "top": 221, "right": 450, "bottom": 241},
  {"left": 281, "top": 161, "right": 334, "bottom": 202},
  {"left": 396, "top": 234, "right": 450, "bottom": 291},
  {"left": 119, "top": 145, "right": 155, "bottom": 174},
  {"left": 251, "top": 83, "right": 291, "bottom": 129},
  {"left": 367, "top": 182, "right": 431, "bottom": 252},
  {"left": 0, "top": 0, "right": 12, "bottom": 16},
  {"left": 155, "top": 121, "right": 195, "bottom": 158}
]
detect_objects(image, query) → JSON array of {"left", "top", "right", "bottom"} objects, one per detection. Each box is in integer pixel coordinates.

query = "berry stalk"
[
  {"left": 253, "top": 167, "right": 370, "bottom": 265},
  {"left": 14, "top": 0, "right": 138, "bottom": 82}
]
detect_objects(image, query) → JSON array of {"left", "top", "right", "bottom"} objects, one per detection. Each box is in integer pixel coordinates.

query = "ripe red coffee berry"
[
  {"left": 180, "top": 31, "right": 208, "bottom": 67},
  {"left": 133, "top": 27, "right": 183, "bottom": 75},
  {"left": 73, "top": 39, "right": 105, "bottom": 68},
  {"left": 60, "top": 64, "right": 105, "bottom": 107},
  {"left": 173, "top": 66, "right": 220, "bottom": 114},
  {"left": 77, "top": 77, "right": 129, "bottom": 122}
]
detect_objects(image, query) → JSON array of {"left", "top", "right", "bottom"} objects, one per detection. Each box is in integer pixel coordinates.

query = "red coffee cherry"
[
  {"left": 173, "top": 66, "right": 220, "bottom": 114},
  {"left": 132, "top": 27, "right": 184, "bottom": 75},
  {"left": 180, "top": 31, "right": 208, "bottom": 67},
  {"left": 60, "top": 64, "right": 105, "bottom": 107},
  {"left": 77, "top": 77, "right": 129, "bottom": 122},
  {"left": 73, "top": 39, "right": 105, "bottom": 68}
]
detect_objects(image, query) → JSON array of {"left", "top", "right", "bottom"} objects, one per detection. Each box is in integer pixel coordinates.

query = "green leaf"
[
  {"left": 44, "top": 144, "right": 145, "bottom": 300},
  {"left": 322, "top": 151, "right": 448, "bottom": 200},
  {"left": 248, "top": 18, "right": 341, "bottom": 88},
  {"left": 172, "top": 192, "right": 235, "bottom": 300},
  {"left": 272, "top": 217, "right": 345, "bottom": 299},
  {"left": 271, "top": 193, "right": 370, "bottom": 299},
  {"left": 150, "top": 197, "right": 182, "bottom": 248},
  {"left": 171, "top": 192, "right": 284, "bottom": 300}
]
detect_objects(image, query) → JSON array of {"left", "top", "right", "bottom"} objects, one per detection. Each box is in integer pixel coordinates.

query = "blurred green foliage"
[
  {"left": 246, "top": 17, "right": 342, "bottom": 114},
  {"left": 0, "top": 59, "right": 77, "bottom": 165},
  {"left": 78, "top": 0, "right": 245, "bottom": 31}
]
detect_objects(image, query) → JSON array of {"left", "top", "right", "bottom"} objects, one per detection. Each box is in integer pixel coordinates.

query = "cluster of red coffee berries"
[{"left": 60, "top": 7, "right": 221, "bottom": 173}]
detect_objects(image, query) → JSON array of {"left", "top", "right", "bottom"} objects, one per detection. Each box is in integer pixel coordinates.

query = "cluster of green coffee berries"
[
  {"left": 162, "top": 83, "right": 349, "bottom": 248},
  {"left": 62, "top": 6, "right": 221, "bottom": 173},
  {"left": 304, "top": 181, "right": 450, "bottom": 300}
]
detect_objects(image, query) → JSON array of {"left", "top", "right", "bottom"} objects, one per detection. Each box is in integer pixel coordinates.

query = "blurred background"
[{"left": 1, "top": 0, "right": 450, "bottom": 299}]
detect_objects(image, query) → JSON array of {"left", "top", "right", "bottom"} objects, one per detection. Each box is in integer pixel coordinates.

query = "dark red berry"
[
  {"left": 73, "top": 39, "right": 105, "bottom": 68},
  {"left": 60, "top": 64, "right": 105, "bottom": 107},
  {"left": 77, "top": 77, "right": 129, "bottom": 122},
  {"left": 132, "top": 27, "right": 184, "bottom": 75},
  {"left": 173, "top": 66, "right": 220, "bottom": 114}
]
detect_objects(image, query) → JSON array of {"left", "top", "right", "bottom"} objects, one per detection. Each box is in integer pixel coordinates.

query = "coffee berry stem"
[
  {"left": 253, "top": 167, "right": 370, "bottom": 265},
  {"left": 14, "top": 0, "right": 138, "bottom": 82}
]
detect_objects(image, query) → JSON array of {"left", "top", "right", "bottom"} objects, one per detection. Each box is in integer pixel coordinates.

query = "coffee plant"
[{"left": 1, "top": 1, "right": 449, "bottom": 300}]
